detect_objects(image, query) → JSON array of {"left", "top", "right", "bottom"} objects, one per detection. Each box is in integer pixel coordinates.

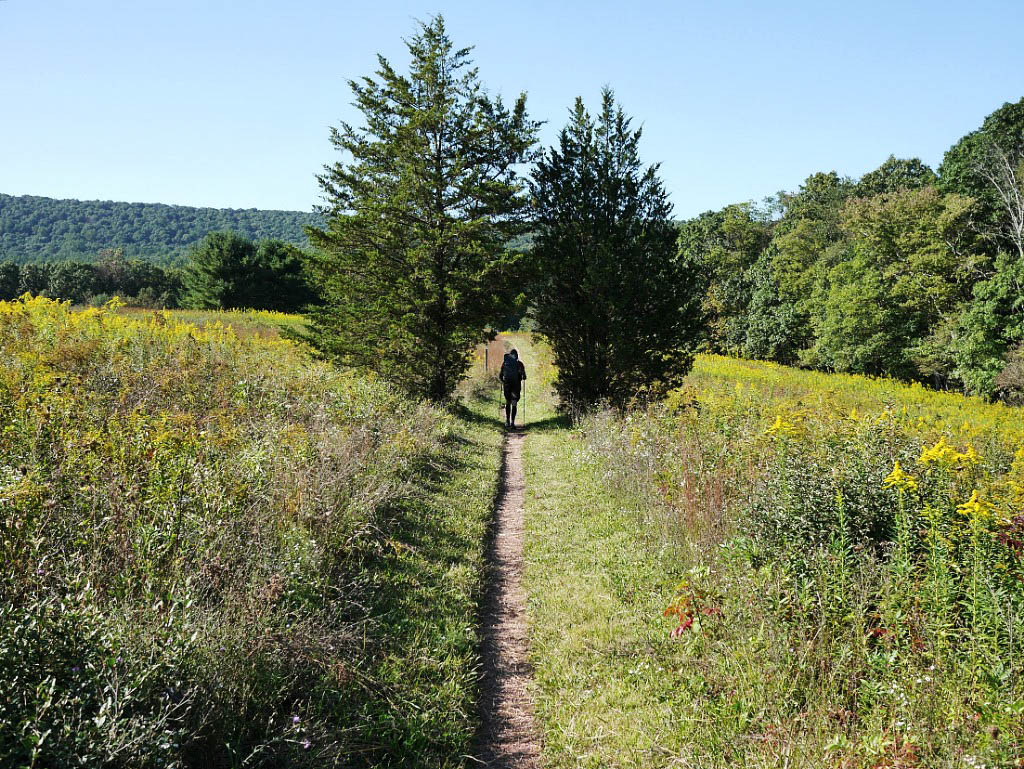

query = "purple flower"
[
  {"left": 302, "top": 739, "right": 311, "bottom": 751},
  {"left": 71, "top": 666, "right": 80, "bottom": 673},
  {"left": 292, "top": 715, "right": 300, "bottom": 725}
]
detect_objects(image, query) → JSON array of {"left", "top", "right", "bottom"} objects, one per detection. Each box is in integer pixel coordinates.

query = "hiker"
[{"left": 499, "top": 349, "right": 527, "bottom": 429}]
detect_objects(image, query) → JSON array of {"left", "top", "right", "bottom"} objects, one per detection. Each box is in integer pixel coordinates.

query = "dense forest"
[
  {"left": 682, "top": 96, "right": 1024, "bottom": 401},
  {"left": 0, "top": 193, "right": 321, "bottom": 265}
]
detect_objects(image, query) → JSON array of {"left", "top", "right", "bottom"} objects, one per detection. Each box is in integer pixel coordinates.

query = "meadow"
[
  {"left": 523, "top": 350, "right": 1024, "bottom": 768},
  {"left": 0, "top": 297, "right": 501, "bottom": 768},
  {"left": 115, "top": 306, "right": 307, "bottom": 340},
  {"left": 4, "top": 298, "right": 1023, "bottom": 768}
]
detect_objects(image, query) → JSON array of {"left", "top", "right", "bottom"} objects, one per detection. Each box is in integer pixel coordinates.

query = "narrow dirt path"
[{"left": 473, "top": 429, "right": 542, "bottom": 768}]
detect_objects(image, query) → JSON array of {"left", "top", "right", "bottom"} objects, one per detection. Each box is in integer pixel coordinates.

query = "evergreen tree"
[
  {"left": 182, "top": 232, "right": 312, "bottom": 311},
  {"left": 0, "top": 262, "right": 20, "bottom": 300},
  {"left": 182, "top": 231, "right": 258, "bottom": 309},
  {"left": 530, "top": 89, "right": 703, "bottom": 412},
  {"left": 47, "top": 261, "right": 99, "bottom": 305},
  {"left": 251, "top": 240, "right": 317, "bottom": 312},
  {"left": 303, "top": 15, "right": 539, "bottom": 401}
]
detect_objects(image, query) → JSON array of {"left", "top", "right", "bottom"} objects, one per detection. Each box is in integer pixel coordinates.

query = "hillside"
[{"left": 0, "top": 193, "right": 323, "bottom": 266}]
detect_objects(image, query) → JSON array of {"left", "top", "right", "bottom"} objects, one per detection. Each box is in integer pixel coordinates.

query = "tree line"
[
  {"left": 0, "top": 232, "right": 316, "bottom": 313},
  {"left": 303, "top": 15, "right": 1024, "bottom": 410},
  {"left": 682, "top": 97, "right": 1024, "bottom": 400},
  {"left": 0, "top": 193, "right": 320, "bottom": 265},
  {"left": 6, "top": 15, "right": 1021, "bottom": 409}
]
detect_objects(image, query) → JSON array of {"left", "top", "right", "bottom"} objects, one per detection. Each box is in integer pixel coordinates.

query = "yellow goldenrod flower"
[
  {"left": 766, "top": 415, "right": 796, "bottom": 436},
  {"left": 918, "top": 436, "right": 959, "bottom": 466},
  {"left": 957, "top": 445, "right": 980, "bottom": 465},
  {"left": 956, "top": 490, "right": 993, "bottom": 523},
  {"left": 882, "top": 460, "right": 918, "bottom": 492}
]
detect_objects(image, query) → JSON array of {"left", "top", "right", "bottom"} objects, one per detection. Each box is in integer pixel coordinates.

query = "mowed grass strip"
[
  {"left": 511, "top": 334, "right": 690, "bottom": 768},
  {"left": 522, "top": 423, "right": 692, "bottom": 769}
]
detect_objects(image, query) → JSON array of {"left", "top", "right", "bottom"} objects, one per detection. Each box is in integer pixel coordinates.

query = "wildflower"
[
  {"left": 918, "top": 437, "right": 981, "bottom": 468},
  {"left": 766, "top": 415, "right": 796, "bottom": 436},
  {"left": 882, "top": 460, "right": 918, "bottom": 493},
  {"left": 302, "top": 739, "right": 312, "bottom": 750},
  {"left": 918, "top": 436, "right": 958, "bottom": 466},
  {"left": 959, "top": 445, "right": 980, "bottom": 465},
  {"left": 957, "top": 490, "right": 993, "bottom": 523},
  {"left": 669, "top": 617, "right": 693, "bottom": 637},
  {"left": 292, "top": 715, "right": 300, "bottom": 725}
]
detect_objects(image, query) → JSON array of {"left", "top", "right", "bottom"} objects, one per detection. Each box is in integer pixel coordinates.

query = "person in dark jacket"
[{"left": 499, "top": 349, "right": 527, "bottom": 429}]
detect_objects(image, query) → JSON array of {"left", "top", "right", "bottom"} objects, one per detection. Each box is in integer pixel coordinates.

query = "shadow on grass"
[
  {"left": 452, "top": 401, "right": 571, "bottom": 434},
  {"left": 330, "top": 394, "right": 566, "bottom": 766},
  {"left": 314, "top": 414, "right": 500, "bottom": 768}
]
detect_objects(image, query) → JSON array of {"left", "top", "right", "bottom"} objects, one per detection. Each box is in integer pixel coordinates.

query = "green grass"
[
  {"left": 344, "top": 387, "right": 503, "bottom": 767},
  {"left": 11, "top": 305, "right": 1018, "bottom": 767},
  {"left": 523, "top": 423, "right": 688, "bottom": 768},
  {"left": 517, "top": 338, "right": 1024, "bottom": 768}
]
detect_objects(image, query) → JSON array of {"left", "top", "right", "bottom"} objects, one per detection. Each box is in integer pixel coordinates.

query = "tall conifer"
[
  {"left": 304, "top": 16, "right": 539, "bottom": 400},
  {"left": 531, "top": 89, "right": 703, "bottom": 412}
]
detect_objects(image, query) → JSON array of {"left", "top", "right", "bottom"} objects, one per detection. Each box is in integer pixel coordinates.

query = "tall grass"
[
  {"left": 574, "top": 354, "right": 1024, "bottom": 766},
  {"left": 116, "top": 306, "right": 308, "bottom": 340},
  {"left": 0, "top": 296, "right": 496, "bottom": 767}
]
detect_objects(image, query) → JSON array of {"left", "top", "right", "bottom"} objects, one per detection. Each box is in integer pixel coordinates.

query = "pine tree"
[
  {"left": 531, "top": 89, "right": 703, "bottom": 413},
  {"left": 304, "top": 16, "right": 539, "bottom": 401},
  {"left": 183, "top": 231, "right": 314, "bottom": 311},
  {"left": 182, "top": 231, "right": 258, "bottom": 309}
]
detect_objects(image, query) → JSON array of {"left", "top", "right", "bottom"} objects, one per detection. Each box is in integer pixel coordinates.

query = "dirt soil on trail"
[{"left": 473, "top": 430, "right": 542, "bottom": 767}]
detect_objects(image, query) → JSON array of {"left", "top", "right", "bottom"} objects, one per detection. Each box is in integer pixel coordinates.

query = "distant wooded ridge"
[{"left": 0, "top": 193, "right": 322, "bottom": 266}]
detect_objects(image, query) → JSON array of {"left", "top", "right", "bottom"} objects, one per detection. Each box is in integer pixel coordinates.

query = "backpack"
[{"left": 500, "top": 354, "right": 523, "bottom": 385}]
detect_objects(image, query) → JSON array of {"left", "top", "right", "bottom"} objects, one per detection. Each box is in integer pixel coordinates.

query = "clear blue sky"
[{"left": 2, "top": 0, "right": 1022, "bottom": 218}]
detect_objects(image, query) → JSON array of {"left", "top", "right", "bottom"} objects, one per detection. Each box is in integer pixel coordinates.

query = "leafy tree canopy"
[
  {"left": 939, "top": 97, "right": 1024, "bottom": 254},
  {"left": 855, "top": 155, "right": 938, "bottom": 198}
]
